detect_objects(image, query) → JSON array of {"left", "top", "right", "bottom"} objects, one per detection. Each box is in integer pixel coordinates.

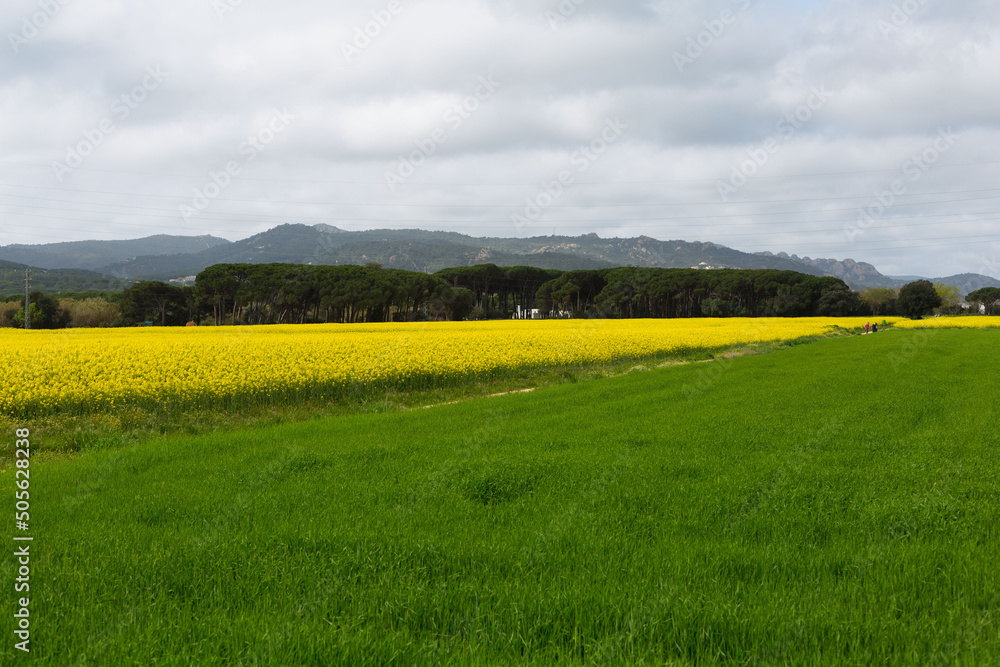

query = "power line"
[
  {"left": 2, "top": 158, "right": 998, "bottom": 185},
  {"left": 2, "top": 181, "right": 1000, "bottom": 208}
]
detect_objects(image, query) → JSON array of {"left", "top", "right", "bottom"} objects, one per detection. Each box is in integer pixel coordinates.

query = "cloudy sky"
[{"left": 1, "top": 0, "right": 998, "bottom": 278}]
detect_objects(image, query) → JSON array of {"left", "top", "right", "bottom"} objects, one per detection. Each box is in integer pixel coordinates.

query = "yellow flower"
[{"left": 0, "top": 317, "right": 908, "bottom": 417}]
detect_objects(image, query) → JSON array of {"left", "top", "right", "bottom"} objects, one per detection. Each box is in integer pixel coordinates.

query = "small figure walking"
[{"left": 865, "top": 322, "right": 870, "bottom": 334}]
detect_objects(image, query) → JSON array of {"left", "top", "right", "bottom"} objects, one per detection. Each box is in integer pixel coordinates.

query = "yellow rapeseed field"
[
  {"left": 0, "top": 318, "right": 900, "bottom": 417},
  {"left": 893, "top": 316, "right": 1000, "bottom": 329}
]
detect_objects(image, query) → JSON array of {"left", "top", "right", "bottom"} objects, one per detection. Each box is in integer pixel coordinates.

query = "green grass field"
[{"left": 3, "top": 328, "right": 999, "bottom": 664}]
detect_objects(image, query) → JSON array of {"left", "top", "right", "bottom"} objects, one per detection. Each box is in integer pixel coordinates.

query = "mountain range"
[{"left": 1, "top": 224, "right": 997, "bottom": 296}]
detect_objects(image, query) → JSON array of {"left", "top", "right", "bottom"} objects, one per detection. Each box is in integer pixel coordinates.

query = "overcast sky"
[{"left": 1, "top": 0, "right": 998, "bottom": 278}]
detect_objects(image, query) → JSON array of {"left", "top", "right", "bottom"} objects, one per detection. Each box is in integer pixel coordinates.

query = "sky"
[{"left": 1, "top": 0, "right": 999, "bottom": 278}]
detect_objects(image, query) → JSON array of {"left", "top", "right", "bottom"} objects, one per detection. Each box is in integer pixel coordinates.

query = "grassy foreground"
[{"left": 3, "top": 328, "right": 999, "bottom": 664}]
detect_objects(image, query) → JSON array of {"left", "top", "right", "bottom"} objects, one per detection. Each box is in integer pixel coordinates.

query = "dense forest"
[
  {"left": 191, "top": 263, "right": 861, "bottom": 325},
  {"left": 0, "top": 260, "right": 125, "bottom": 294},
  {"left": 196, "top": 263, "right": 447, "bottom": 325},
  {"left": 9, "top": 262, "right": 986, "bottom": 328},
  {"left": 535, "top": 267, "right": 859, "bottom": 318}
]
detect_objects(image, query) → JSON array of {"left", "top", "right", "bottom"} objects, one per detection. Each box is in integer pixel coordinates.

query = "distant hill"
[
  {"left": 100, "top": 225, "right": 325, "bottom": 279},
  {"left": 758, "top": 252, "right": 899, "bottom": 290},
  {"left": 929, "top": 273, "right": 1000, "bottom": 296},
  {"left": 483, "top": 234, "right": 827, "bottom": 275},
  {"left": 318, "top": 241, "right": 614, "bottom": 273},
  {"left": 758, "top": 254, "right": 1000, "bottom": 296},
  {"left": 99, "top": 225, "right": 615, "bottom": 279},
  {"left": 100, "top": 225, "right": 829, "bottom": 280},
  {"left": 3, "top": 224, "right": 998, "bottom": 296},
  {"left": 0, "top": 260, "right": 124, "bottom": 297},
  {"left": 0, "top": 234, "right": 230, "bottom": 271}
]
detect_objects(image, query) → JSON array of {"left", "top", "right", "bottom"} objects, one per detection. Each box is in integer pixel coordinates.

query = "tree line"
[
  {"left": 4, "top": 263, "right": 997, "bottom": 328},
  {"left": 159, "top": 264, "right": 865, "bottom": 324},
  {"left": 535, "top": 268, "right": 861, "bottom": 318}
]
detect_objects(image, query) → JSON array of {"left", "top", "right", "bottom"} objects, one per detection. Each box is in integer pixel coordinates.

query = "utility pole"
[{"left": 24, "top": 269, "right": 30, "bottom": 330}]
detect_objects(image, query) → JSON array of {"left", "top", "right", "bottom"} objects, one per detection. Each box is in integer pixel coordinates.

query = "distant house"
[
  {"left": 513, "top": 306, "right": 571, "bottom": 320},
  {"left": 168, "top": 276, "right": 198, "bottom": 286},
  {"left": 960, "top": 302, "right": 989, "bottom": 314}
]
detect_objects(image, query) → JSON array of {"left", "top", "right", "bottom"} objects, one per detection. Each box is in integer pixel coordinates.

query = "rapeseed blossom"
[
  {"left": 894, "top": 316, "right": 1000, "bottom": 329},
  {"left": 0, "top": 317, "right": 902, "bottom": 417}
]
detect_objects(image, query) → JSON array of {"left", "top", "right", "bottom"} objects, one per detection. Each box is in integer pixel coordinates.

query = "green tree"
[
  {"left": 117, "top": 281, "right": 188, "bottom": 326},
  {"left": 816, "top": 282, "right": 860, "bottom": 316},
  {"left": 700, "top": 297, "right": 730, "bottom": 317},
  {"left": 428, "top": 286, "right": 474, "bottom": 321},
  {"left": 965, "top": 287, "right": 1000, "bottom": 315},
  {"left": 898, "top": 280, "right": 942, "bottom": 319},
  {"left": 63, "top": 296, "right": 120, "bottom": 328},
  {"left": 5, "top": 292, "right": 71, "bottom": 329},
  {"left": 932, "top": 283, "right": 961, "bottom": 314},
  {"left": 551, "top": 281, "right": 579, "bottom": 313},
  {"left": 858, "top": 287, "right": 896, "bottom": 315}
]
